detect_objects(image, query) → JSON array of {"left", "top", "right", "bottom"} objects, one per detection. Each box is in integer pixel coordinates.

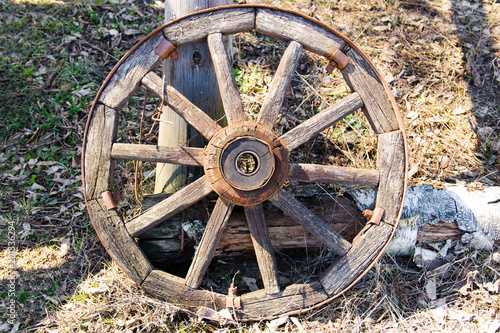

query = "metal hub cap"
[{"left": 204, "top": 122, "right": 288, "bottom": 206}]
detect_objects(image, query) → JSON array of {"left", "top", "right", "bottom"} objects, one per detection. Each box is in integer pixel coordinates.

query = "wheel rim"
[{"left": 82, "top": 5, "right": 408, "bottom": 321}]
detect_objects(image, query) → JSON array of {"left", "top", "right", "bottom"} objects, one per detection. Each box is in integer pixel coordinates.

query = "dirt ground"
[{"left": 0, "top": 0, "right": 499, "bottom": 331}]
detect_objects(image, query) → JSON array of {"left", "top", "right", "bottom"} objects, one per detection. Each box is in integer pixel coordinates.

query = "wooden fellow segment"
[
  {"left": 207, "top": 33, "right": 246, "bottom": 125},
  {"left": 84, "top": 104, "right": 118, "bottom": 200},
  {"left": 270, "top": 189, "right": 351, "bottom": 256},
  {"left": 341, "top": 48, "right": 399, "bottom": 134},
  {"left": 238, "top": 281, "right": 328, "bottom": 320},
  {"left": 255, "top": 8, "right": 346, "bottom": 57},
  {"left": 376, "top": 131, "right": 406, "bottom": 225},
  {"left": 98, "top": 33, "right": 163, "bottom": 110},
  {"left": 141, "top": 72, "right": 222, "bottom": 140},
  {"left": 111, "top": 143, "right": 204, "bottom": 166},
  {"left": 280, "top": 92, "right": 363, "bottom": 151},
  {"left": 163, "top": 7, "right": 255, "bottom": 46},
  {"left": 257, "top": 41, "right": 303, "bottom": 128},
  {"left": 142, "top": 269, "right": 225, "bottom": 310},
  {"left": 320, "top": 222, "right": 393, "bottom": 295},
  {"left": 185, "top": 198, "right": 234, "bottom": 289},
  {"left": 87, "top": 198, "right": 153, "bottom": 284},
  {"left": 245, "top": 205, "right": 280, "bottom": 295},
  {"left": 288, "top": 163, "right": 379, "bottom": 187},
  {"left": 125, "top": 176, "right": 213, "bottom": 237}
]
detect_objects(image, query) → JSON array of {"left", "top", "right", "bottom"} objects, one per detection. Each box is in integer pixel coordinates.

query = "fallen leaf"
[
  {"left": 31, "top": 183, "right": 47, "bottom": 191},
  {"left": 124, "top": 29, "right": 141, "bottom": 35},
  {"left": 290, "top": 317, "right": 304, "bottom": 332},
  {"left": 242, "top": 276, "right": 259, "bottom": 292},
  {"left": 33, "top": 65, "right": 47, "bottom": 76},
  {"left": 373, "top": 25, "right": 390, "bottom": 31},
  {"left": 459, "top": 270, "right": 479, "bottom": 295},
  {"left": 267, "top": 316, "right": 289, "bottom": 332},
  {"left": 425, "top": 277, "right": 437, "bottom": 300},
  {"left": 59, "top": 237, "right": 70, "bottom": 257},
  {"left": 86, "top": 285, "right": 109, "bottom": 294}
]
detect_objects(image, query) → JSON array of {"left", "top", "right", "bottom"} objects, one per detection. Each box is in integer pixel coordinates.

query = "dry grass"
[
  {"left": 1, "top": 0, "right": 500, "bottom": 331},
  {"left": 32, "top": 247, "right": 500, "bottom": 332}
]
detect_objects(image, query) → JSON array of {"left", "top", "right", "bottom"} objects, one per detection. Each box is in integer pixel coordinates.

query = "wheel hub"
[{"left": 204, "top": 122, "right": 288, "bottom": 206}]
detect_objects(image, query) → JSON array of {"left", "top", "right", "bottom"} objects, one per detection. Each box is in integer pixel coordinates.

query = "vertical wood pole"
[{"left": 155, "top": 0, "right": 231, "bottom": 194}]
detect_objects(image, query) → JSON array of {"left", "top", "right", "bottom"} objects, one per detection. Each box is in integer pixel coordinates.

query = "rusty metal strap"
[
  {"left": 155, "top": 38, "right": 179, "bottom": 61},
  {"left": 325, "top": 48, "right": 350, "bottom": 73},
  {"left": 362, "top": 207, "right": 385, "bottom": 226},
  {"left": 226, "top": 283, "right": 242, "bottom": 309},
  {"left": 101, "top": 191, "right": 123, "bottom": 210}
]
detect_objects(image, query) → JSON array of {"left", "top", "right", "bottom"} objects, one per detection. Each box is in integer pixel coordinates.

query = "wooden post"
[{"left": 155, "top": 0, "right": 231, "bottom": 194}]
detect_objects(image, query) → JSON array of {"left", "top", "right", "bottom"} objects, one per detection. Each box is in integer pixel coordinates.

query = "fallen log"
[
  {"left": 137, "top": 194, "right": 365, "bottom": 264},
  {"left": 136, "top": 184, "right": 500, "bottom": 264},
  {"left": 350, "top": 184, "right": 500, "bottom": 256}
]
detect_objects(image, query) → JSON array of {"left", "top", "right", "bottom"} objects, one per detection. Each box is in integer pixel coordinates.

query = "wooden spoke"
[
  {"left": 185, "top": 198, "right": 234, "bottom": 289},
  {"left": 111, "top": 143, "right": 204, "bottom": 166},
  {"left": 257, "top": 41, "right": 303, "bottom": 128},
  {"left": 141, "top": 72, "right": 222, "bottom": 140},
  {"left": 125, "top": 176, "right": 213, "bottom": 237},
  {"left": 245, "top": 205, "right": 280, "bottom": 295},
  {"left": 288, "top": 163, "right": 379, "bottom": 187},
  {"left": 280, "top": 92, "right": 363, "bottom": 151},
  {"left": 207, "top": 33, "right": 246, "bottom": 125},
  {"left": 269, "top": 189, "right": 351, "bottom": 256}
]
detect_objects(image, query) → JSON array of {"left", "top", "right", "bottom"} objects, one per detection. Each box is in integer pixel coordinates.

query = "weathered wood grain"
[
  {"left": 142, "top": 269, "right": 225, "bottom": 310},
  {"left": 288, "top": 163, "right": 379, "bottom": 187},
  {"left": 245, "top": 205, "right": 280, "bottom": 295},
  {"left": 185, "top": 198, "right": 234, "bottom": 289},
  {"left": 125, "top": 176, "right": 213, "bottom": 237},
  {"left": 280, "top": 92, "right": 363, "bottom": 151},
  {"left": 319, "top": 222, "right": 393, "bottom": 295},
  {"left": 163, "top": 7, "right": 255, "bottom": 46},
  {"left": 158, "top": 1, "right": 231, "bottom": 193},
  {"left": 138, "top": 194, "right": 364, "bottom": 261},
  {"left": 207, "top": 32, "right": 246, "bottom": 125},
  {"left": 255, "top": 8, "right": 346, "bottom": 56},
  {"left": 87, "top": 198, "right": 153, "bottom": 284},
  {"left": 257, "top": 41, "right": 303, "bottom": 128},
  {"left": 238, "top": 281, "right": 328, "bottom": 320},
  {"left": 111, "top": 143, "right": 204, "bottom": 166},
  {"left": 98, "top": 33, "right": 163, "bottom": 110},
  {"left": 376, "top": 131, "right": 406, "bottom": 225},
  {"left": 84, "top": 104, "right": 119, "bottom": 200},
  {"left": 341, "top": 48, "right": 399, "bottom": 134},
  {"left": 141, "top": 71, "right": 222, "bottom": 140},
  {"left": 270, "top": 189, "right": 351, "bottom": 256}
]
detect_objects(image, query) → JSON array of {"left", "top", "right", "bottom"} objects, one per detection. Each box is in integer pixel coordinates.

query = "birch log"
[
  {"left": 139, "top": 185, "right": 500, "bottom": 262},
  {"left": 350, "top": 184, "right": 500, "bottom": 255}
]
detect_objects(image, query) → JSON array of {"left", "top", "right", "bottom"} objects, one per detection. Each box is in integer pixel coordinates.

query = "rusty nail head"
[{"left": 170, "top": 50, "right": 179, "bottom": 61}]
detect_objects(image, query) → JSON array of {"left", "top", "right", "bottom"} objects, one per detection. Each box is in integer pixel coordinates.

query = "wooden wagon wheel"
[{"left": 82, "top": 5, "right": 407, "bottom": 321}]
